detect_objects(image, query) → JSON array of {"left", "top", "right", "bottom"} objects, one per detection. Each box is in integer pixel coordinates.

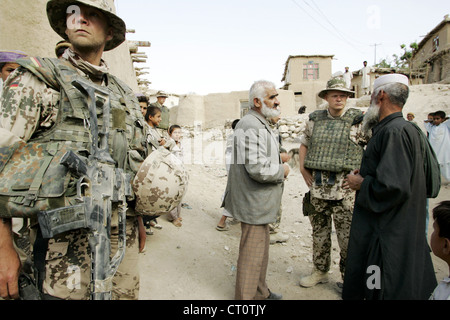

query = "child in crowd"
[
  {"left": 136, "top": 93, "right": 149, "bottom": 118},
  {"left": 169, "top": 124, "right": 184, "bottom": 161},
  {"left": 425, "top": 111, "right": 450, "bottom": 183},
  {"left": 406, "top": 112, "right": 417, "bottom": 124},
  {"left": 142, "top": 106, "right": 168, "bottom": 234},
  {"left": 145, "top": 105, "right": 167, "bottom": 153},
  {"left": 167, "top": 124, "right": 185, "bottom": 227},
  {"left": 430, "top": 201, "right": 450, "bottom": 300}
]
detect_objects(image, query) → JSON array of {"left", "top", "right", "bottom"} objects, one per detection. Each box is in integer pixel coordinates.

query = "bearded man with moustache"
[
  {"left": 342, "top": 74, "right": 437, "bottom": 300},
  {"left": 298, "top": 78, "right": 369, "bottom": 291},
  {"left": 222, "top": 80, "right": 290, "bottom": 300}
]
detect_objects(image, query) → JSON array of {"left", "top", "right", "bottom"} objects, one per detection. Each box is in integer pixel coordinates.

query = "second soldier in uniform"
[{"left": 299, "top": 78, "right": 370, "bottom": 290}]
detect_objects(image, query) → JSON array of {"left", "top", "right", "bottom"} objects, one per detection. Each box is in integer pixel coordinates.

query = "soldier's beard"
[
  {"left": 261, "top": 101, "right": 281, "bottom": 120},
  {"left": 362, "top": 100, "right": 380, "bottom": 134},
  {"left": 72, "top": 41, "right": 104, "bottom": 57},
  {"left": 67, "top": 32, "right": 108, "bottom": 63}
]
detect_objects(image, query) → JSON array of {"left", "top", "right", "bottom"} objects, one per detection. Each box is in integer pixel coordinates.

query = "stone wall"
[
  {"left": 278, "top": 115, "right": 309, "bottom": 142},
  {"left": 174, "top": 89, "right": 297, "bottom": 129}
]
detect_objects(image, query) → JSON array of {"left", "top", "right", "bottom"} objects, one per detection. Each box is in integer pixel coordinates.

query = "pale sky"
[{"left": 116, "top": 0, "right": 450, "bottom": 95}]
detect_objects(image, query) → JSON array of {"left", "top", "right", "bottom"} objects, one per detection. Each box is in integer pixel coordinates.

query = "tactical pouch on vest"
[
  {"left": 0, "top": 141, "right": 71, "bottom": 218},
  {"left": 302, "top": 191, "right": 315, "bottom": 217}
]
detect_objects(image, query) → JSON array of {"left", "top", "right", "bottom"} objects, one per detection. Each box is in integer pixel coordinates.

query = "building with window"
[
  {"left": 411, "top": 14, "right": 450, "bottom": 84},
  {"left": 282, "top": 55, "right": 334, "bottom": 112}
]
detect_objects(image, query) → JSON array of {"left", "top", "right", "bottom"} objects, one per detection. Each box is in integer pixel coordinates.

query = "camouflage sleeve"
[
  {"left": 0, "top": 68, "right": 59, "bottom": 143},
  {"left": 351, "top": 122, "right": 371, "bottom": 146},
  {"left": 0, "top": 128, "right": 24, "bottom": 147}
]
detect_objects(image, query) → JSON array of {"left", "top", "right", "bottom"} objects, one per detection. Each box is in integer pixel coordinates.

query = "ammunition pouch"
[
  {"left": 302, "top": 191, "right": 316, "bottom": 217},
  {"left": 38, "top": 167, "right": 132, "bottom": 239},
  {"left": 0, "top": 141, "right": 72, "bottom": 218}
]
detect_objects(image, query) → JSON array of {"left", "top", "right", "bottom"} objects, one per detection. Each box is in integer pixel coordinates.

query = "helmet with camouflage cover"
[
  {"left": 133, "top": 148, "right": 189, "bottom": 216},
  {"left": 318, "top": 77, "right": 354, "bottom": 99},
  {"left": 46, "top": 0, "right": 126, "bottom": 51}
]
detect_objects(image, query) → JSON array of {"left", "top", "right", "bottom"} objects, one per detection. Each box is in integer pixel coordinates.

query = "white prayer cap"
[{"left": 373, "top": 74, "right": 409, "bottom": 91}]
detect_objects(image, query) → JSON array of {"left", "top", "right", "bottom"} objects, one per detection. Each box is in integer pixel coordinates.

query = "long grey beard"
[
  {"left": 362, "top": 102, "right": 380, "bottom": 134},
  {"left": 261, "top": 101, "right": 281, "bottom": 120}
]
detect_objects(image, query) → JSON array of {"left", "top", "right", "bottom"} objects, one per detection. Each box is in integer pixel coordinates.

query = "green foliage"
[
  {"left": 375, "top": 42, "right": 418, "bottom": 70},
  {"left": 374, "top": 58, "right": 393, "bottom": 68}
]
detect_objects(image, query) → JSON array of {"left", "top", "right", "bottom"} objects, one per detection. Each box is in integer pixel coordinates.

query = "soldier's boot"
[
  {"left": 270, "top": 232, "right": 289, "bottom": 244},
  {"left": 299, "top": 268, "right": 329, "bottom": 288}
]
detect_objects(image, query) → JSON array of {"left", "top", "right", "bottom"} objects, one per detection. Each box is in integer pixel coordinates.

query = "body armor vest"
[
  {"left": 304, "top": 108, "right": 364, "bottom": 173},
  {"left": 0, "top": 57, "right": 147, "bottom": 218},
  {"left": 27, "top": 58, "right": 146, "bottom": 165}
]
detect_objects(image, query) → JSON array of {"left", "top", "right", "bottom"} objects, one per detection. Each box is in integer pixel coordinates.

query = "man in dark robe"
[{"left": 342, "top": 74, "right": 437, "bottom": 300}]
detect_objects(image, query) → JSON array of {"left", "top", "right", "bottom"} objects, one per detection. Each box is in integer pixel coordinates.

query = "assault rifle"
[{"left": 38, "top": 78, "right": 131, "bottom": 300}]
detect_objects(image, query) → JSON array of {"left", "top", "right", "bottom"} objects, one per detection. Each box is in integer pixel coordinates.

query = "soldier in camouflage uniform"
[
  {"left": 0, "top": 0, "right": 147, "bottom": 300},
  {"left": 298, "top": 78, "right": 370, "bottom": 289}
]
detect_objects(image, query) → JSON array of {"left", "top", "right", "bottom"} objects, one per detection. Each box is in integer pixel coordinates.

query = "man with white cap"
[
  {"left": 342, "top": 74, "right": 437, "bottom": 299},
  {"left": 343, "top": 67, "right": 353, "bottom": 89}
]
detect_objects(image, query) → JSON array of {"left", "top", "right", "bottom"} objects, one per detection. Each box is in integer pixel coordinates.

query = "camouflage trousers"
[
  {"left": 308, "top": 192, "right": 355, "bottom": 278},
  {"left": 31, "top": 216, "right": 140, "bottom": 300}
]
